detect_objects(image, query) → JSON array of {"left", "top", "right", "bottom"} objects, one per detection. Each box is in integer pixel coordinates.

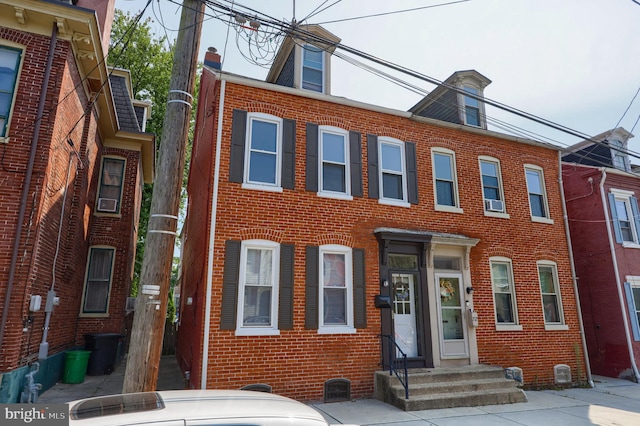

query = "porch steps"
[{"left": 375, "top": 364, "right": 526, "bottom": 411}]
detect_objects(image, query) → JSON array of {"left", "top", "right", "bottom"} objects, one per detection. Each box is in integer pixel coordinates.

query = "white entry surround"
[{"left": 427, "top": 236, "right": 480, "bottom": 367}]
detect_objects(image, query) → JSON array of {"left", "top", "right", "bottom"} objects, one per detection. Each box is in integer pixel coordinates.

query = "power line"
[
  {"left": 314, "top": 0, "right": 472, "bottom": 25},
  {"left": 303, "top": 0, "right": 343, "bottom": 22}
]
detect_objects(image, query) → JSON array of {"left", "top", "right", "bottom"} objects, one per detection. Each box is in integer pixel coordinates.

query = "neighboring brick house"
[
  {"left": 562, "top": 128, "right": 640, "bottom": 381},
  {"left": 178, "top": 25, "right": 588, "bottom": 402},
  {"left": 0, "top": 0, "right": 154, "bottom": 402}
]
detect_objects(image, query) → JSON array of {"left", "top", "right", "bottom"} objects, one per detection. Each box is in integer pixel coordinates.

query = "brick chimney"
[
  {"left": 76, "top": 0, "right": 116, "bottom": 53},
  {"left": 204, "top": 47, "right": 221, "bottom": 70}
]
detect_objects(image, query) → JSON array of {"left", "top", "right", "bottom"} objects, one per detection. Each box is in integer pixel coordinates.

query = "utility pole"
[{"left": 123, "top": 0, "right": 204, "bottom": 393}]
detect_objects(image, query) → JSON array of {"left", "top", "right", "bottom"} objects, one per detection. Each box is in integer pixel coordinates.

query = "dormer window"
[
  {"left": 302, "top": 45, "right": 324, "bottom": 93},
  {"left": 610, "top": 139, "right": 629, "bottom": 171},
  {"left": 463, "top": 86, "right": 480, "bottom": 127}
]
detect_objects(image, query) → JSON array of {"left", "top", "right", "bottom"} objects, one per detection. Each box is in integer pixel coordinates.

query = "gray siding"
[
  {"left": 416, "top": 90, "right": 460, "bottom": 124},
  {"left": 562, "top": 144, "right": 613, "bottom": 168},
  {"left": 275, "top": 49, "right": 295, "bottom": 88}
]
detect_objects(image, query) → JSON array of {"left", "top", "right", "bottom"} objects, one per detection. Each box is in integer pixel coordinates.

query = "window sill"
[
  {"left": 0, "top": 136, "right": 8, "bottom": 144},
  {"left": 318, "top": 191, "right": 353, "bottom": 201},
  {"left": 318, "top": 326, "right": 357, "bottom": 335},
  {"left": 544, "top": 324, "right": 569, "bottom": 331},
  {"left": 241, "top": 183, "right": 283, "bottom": 193},
  {"left": 622, "top": 242, "right": 640, "bottom": 249},
  {"left": 435, "top": 205, "right": 464, "bottom": 214},
  {"left": 235, "top": 328, "right": 280, "bottom": 336},
  {"left": 531, "top": 216, "right": 554, "bottom": 225},
  {"left": 378, "top": 198, "right": 410, "bottom": 208},
  {"left": 79, "top": 313, "right": 109, "bottom": 318},
  {"left": 495, "top": 324, "right": 523, "bottom": 331},
  {"left": 484, "top": 211, "right": 510, "bottom": 220},
  {"left": 94, "top": 211, "right": 122, "bottom": 218}
]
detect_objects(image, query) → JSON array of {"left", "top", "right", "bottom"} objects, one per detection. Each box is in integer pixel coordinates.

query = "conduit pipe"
[
  {"left": 0, "top": 23, "right": 58, "bottom": 350},
  {"left": 558, "top": 154, "right": 593, "bottom": 387},
  {"left": 599, "top": 168, "right": 640, "bottom": 381}
]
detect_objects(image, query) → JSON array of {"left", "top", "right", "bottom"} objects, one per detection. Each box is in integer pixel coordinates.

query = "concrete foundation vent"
[
  {"left": 504, "top": 366, "right": 523, "bottom": 384},
  {"left": 554, "top": 364, "right": 571, "bottom": 384}
]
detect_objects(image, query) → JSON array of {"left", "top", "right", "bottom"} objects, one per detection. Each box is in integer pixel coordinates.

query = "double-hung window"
[
  {"left": 537, "top": 261, "right": 567, "bottom": 330},
  {"left": 319, "top": 245, "right": 355, "bottom": 334},
  {"left": 480, "top": 157, "right": 506, "bottom": 215},
  {"left": 81, "top": 247, "right": 115, "bottom": 315},
  {"left": 236, "top": 240, "right": 280, "bottom": 336},
  {"left": 525, "top": 165, "right": 552, "bottom": 223},
  {"left": 319, "top": 126, "right": 350, "bottom": 197},
  {"left": 463, "top": 86, "right": 480, "bottom": 127},
  {"left": 624, "top": 277, "right": 640, "bottom": 341},
  {"left": 0, "top": 46, "right": 22, "bottom": 139},
  {"left": 490, "top": 258, "right": 520, "bottom": 330},
  {"left": 302, "top": 45, "right": 324, "bottom": 93},
  {"left": 378, "top": 137, "right": 407, "bottom": 205},
  {"left": 608, "top": 189, "right": 640, "bottom": 247},
  {"left": 610, "top": 139, "right": 629, "bottom": 171},
  {"left": 97, "top": 158, "right": 125, "bottom": 213},
  {"left": 245, "top": 113, "right": 282, "bottom": 189},
  {"left": 433, "top": 148, "right": 462, "bottom": 213}
]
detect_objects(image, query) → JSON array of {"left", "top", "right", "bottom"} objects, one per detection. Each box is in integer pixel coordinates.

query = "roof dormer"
[
  {"left": 266, "top": 24, "right": 341, "bottom": 95},
  {"left": 562, "top": 128, "right": 634, "bottom": 172},
  {"left": 409, "top": 70, "right": 492, "bottom": 129}
]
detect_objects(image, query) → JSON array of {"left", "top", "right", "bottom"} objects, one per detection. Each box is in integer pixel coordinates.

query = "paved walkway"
[{"left": 39, "top": 361, "right": 640, "bottom": 425}]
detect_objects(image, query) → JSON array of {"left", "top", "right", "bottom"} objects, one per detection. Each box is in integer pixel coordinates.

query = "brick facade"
[{"left": 179, "top": 67, "right": 588, "bottom": 401}]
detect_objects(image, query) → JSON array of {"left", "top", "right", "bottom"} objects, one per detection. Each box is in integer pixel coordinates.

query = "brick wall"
[{"left": 180, "top": 74, "right": 586, "bottom": 401}]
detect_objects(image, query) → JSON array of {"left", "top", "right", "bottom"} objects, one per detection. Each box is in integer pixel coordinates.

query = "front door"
[
  {"left": 392, "top": 273, "right": 418, "bottom": 357},
  {"left": 436, "top": 273, "right": 468, "bottom": 357}
]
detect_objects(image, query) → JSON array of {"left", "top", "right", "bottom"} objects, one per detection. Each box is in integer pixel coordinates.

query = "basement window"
[
  {"left": 324, "top": 378, "right": 350, "bottom": 402},
  {"left": 240, "top": 383, "right": 272, "bottom": 393}
]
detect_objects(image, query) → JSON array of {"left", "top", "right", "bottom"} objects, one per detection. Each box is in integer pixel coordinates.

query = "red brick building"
[
  {"left": 562, "top": 128, "right": 640, "bottom": 381},
  {"left": 178, "top": 27, "right": 589, "bottom": 402},
  {"left": 0, "top": 0, "right": 154, "bottom": 402}
]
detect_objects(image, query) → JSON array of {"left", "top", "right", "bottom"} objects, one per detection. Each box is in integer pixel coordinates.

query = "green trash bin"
[{"left": 63, "top": 350, "right": 91, "bottom": 384}]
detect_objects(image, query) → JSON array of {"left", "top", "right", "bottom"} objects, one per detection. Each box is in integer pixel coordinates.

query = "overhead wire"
[
  {"left": 202, "top": 0, "right": 640, "bottom": 173},
  {"left": 303, "top": 0, "right": 343, "bottom": 22}
]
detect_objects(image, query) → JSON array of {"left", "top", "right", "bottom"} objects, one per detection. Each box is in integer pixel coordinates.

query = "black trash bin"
[{"left": 84, "top": 333, "right": 123, "bottom": 375}]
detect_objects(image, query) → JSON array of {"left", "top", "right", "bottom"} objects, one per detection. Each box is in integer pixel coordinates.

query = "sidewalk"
[{"left": 39, "top": 362, "right": 640, "bottom": 425}]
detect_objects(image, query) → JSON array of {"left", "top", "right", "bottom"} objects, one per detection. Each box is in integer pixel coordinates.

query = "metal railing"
[{"left": 380, "top": 334, "right": 409, "bottom": 399}]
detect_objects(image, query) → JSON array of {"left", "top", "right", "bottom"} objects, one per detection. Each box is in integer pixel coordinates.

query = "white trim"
[
  {"left": 301, "top": 44, "right": 325, "bottom": 94},
  {"left": 524, "top": 164, "right": 552, "bottom": 221},
  {"left": 202, "top": 78, "right": 226, "bottom": 389},
  {"left": 235, "top": 240, "right": 280, "bottom": 336},
  {"left": 318, "top": 244, "right": 354, "bottom": 334},
  {"left": 610, "top": 188, "right": 635, "bottom": 198},
  {"left": 378, "top": 137, "right": 408, "bottom": 204},
  {"left": 378, "top": 198, "right": 410, "bottom": 208},
  {"left": 496, "top": 324, "right": 523, "bottom": 332},
  {"left": 432, "top": 148, "right": 461, "bottom": 210},
  {"left": 79, "top": 246, "right": 115, "bottom": 317},
  {"left": 544, "top": 324, "right": 570, "bottom": 331},
  {"left": 242, "top": 183, "right": 284, "bottom": 193},
  {"left": 537, "top": 260, "right": 566, "bottom": 326},
  {"left": 318, "top": 125, "right": 351, "bottom": 198},
  {"left": 489, "top": 257, "right": 520, "bottom": 327},
  {"left": 478, "top": 156, "right": 506, "bottom": 214},
  {"left": 244, "top": 112, "right": 283, "bottom": 189},
  {"left": 484, "top": 211, "right": 510, "bottom": 219},
  {"left": 0, "top": 44, "right": 25, "bottom": 140}
]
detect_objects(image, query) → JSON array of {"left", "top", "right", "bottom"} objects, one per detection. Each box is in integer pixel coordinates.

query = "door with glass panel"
[
  {"left": 392, "top": 273, "right": 418, "bottom": 357},
  {"left": 436, "top": 273, "right": 468, "bottom": 357}
]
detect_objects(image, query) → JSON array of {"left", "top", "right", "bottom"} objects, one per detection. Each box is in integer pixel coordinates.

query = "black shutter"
[
  {"left": 405, "top": 141, "right": 418, "bottom": 204},
  {"left": 350, "top": 131, "right": 363, "bottom": 197},
  {"left": 278, "top": 244, "right": 295, "bottom": 330},
  {"left": 282, "top": 119, "right": 296, "bottom": 190},
  {"left": 367, "top": 135, "right": 379, "bottom": 199},
  {"left": 306, "top": 123, "right": 319, "bottom": 192},
  {"left": 305, "top": 245, "right": 319, "bottom": 329},
  {"left": 220, "top": 240, "right": 241, "bottom": 329},
  {"left": 353, "top": 248, "right": 367, "bottom": 329},
  {"left": 229, "top": 109, "right": 247, "bottom": 183}
]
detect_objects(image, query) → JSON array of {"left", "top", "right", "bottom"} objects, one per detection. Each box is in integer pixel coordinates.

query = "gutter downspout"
[
  {"left": 558, "top": 154, "right": 593, "bottom": 387},
  {"left": 201, "top": 77, "right": 225, "bottom": 389},
  {"left": 599, "top": 168, "right": 640, "bottom": 381},
  {"left": 0, "top": 23, "right": 58, "bottom": 350}
]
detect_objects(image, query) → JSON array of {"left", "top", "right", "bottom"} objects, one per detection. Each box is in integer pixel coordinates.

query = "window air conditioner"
[
  {"left": 98, "top": 198, "right": 118, "bottom": 212},
  {"left": 484, "top": 199, "right": 504, "bottom": 212}
]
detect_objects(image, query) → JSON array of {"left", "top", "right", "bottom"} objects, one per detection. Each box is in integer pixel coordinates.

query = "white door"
[
  {"left": 392, "top": 273, "right": 418, "bottom": 357},
  {"left": 436, "top": 273, "right": 468, "bottom": 357}
]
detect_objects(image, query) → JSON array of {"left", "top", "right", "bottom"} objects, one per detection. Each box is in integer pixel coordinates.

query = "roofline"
[
  {"left": 563, "top": 127, "right": 635, "bottom": 154},
  {"left": 561, "top": 161, "right": 640, "bottom": 179},
  {"left": 214, "top": 68, "right": 560, "bottom": 152}
]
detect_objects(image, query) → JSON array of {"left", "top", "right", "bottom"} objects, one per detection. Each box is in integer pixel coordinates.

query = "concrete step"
[
  {"left": 390, "top": 377, "right": 518, "bottom": 398},
  {"left": 394, "top": 387, "right": 527, "bottom": 411},
  {"left": 375, "top": 364, "right": 527, "bottom": 411}
]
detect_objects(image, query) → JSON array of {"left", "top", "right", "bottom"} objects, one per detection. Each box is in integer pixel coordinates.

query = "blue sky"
[{"left": 115, "top": 0, "right": 640, "bottom": 156}]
